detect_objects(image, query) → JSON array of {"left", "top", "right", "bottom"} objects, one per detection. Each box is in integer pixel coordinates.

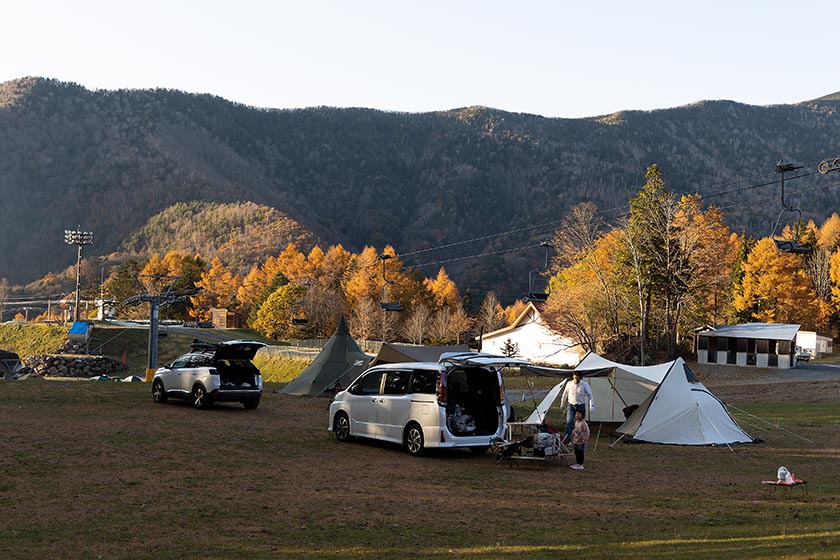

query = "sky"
[{"left": 2, "top": 1, "right": 838, "bottom": 119}]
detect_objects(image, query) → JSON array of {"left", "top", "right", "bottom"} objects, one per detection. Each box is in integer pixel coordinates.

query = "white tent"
[
  {"left": 614, "top": 357, "right": 755, "bottom": 446},
  {"left": 521, "top": 352, "right": 668, "bottom": 424}
]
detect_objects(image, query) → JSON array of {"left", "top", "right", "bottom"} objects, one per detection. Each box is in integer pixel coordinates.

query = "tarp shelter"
[
  {"left": 614, "top": 357, "right": 755, "bottom": 446},
  {"left": 369, "top": 343, "right": 470, "bottom": 366},
  {"left": 280, "top": 317, "right": 371, "bottom": 396},
  {"left": 520, "top": 352, "right": 669, "bottom": 424}
]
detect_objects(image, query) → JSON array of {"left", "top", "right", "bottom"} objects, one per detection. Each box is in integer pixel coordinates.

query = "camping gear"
[
  {"left": 492, "top": 425, "right": 572, "bottom": 466},
  {"left": 280, "top": 317, "right": 371, "bottom": 396},
  {"left": 762, "top": 467, "right": 807, "bottom": 495},
  {"left": 777, "top": 466, "right": 792, "bottom": 483},
  {"left": 612, "top": 357, "right": 755, "bottom": 446}
]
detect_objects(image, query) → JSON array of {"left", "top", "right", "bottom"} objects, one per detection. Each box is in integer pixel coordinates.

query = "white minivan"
[{"left": 328, "top": 352, "right": 530, "bottom": 455}]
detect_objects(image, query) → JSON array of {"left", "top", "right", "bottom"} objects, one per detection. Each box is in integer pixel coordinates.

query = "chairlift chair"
[
  {"left": 378, "top": 253, "right": 405, "bottom": 312},
  {"left": 289, "top": 302, "right": 309, "bottom": 326},
  {"left": 289, "top": 281, "right": 312, "bottom": 325},
  {"left": 771, "top": 161, "right": 812, "bottom": 255},
  {"left": 524, "top": 241, "right": 554, "bottom": 302}
]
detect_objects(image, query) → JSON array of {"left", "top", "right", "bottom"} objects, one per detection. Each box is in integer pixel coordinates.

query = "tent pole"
[
  {"left": 594, "top": 421, "right": 602, "bottom": 451},
  {"left": 700, "top": 408, "right": 735, "bottom": 452}
]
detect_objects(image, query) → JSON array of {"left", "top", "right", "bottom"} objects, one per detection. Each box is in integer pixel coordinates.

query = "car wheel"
[
  {"left": 469, "top": 445, "right": 489, "bottom": 455},
  {"left": 404, "top": 422, "right": 425, "bottom": 456},
  {"left": 152, "top": 380, "right": 168, "bottom": 403},
  {"left": 333, "top": 411, "right": 351, "bottom": 442},
  {"left": 192, "top": 385, "right": 212, "bottom": 410},
  {"left": 242, "top": 398, "right": 260, "bottom": 410}
]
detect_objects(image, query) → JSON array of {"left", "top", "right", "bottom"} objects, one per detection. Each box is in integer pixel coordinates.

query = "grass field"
[{"left": 2, "top": 370, "right": 839, "bottom": 559}]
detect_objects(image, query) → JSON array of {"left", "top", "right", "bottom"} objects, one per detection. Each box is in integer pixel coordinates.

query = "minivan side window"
[
  {"left": 383, "top": 371, "right": 411, "bottom": 395},
  {"left": 352, "top": 371, "right": 384, "bottom": 395},
  {"left": 410, "top": 370, "right": 437, "bottom": 394}
]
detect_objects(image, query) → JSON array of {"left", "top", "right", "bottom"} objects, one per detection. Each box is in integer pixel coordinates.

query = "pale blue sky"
[{"left": 2, "top": 1, "right": 837, "bottom": 118}]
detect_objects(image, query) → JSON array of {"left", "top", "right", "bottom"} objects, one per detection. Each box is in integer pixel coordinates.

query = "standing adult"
[{"left": 559, "top": 371, "right": 594, "bottom": 443}]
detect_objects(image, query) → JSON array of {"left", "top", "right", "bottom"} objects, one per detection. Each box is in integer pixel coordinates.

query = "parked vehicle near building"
[{"left": 328, "top": 352, "right": 530, "bottom": 456}]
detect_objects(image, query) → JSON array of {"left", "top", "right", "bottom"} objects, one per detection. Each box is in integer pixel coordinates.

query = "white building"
[{"left": 479, "top": 302, "right": 583, "bottom": 367}]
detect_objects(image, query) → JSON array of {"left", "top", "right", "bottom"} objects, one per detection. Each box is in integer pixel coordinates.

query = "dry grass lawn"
[{"left": 2, "top": 363, "right": 839, "bottom": 559}]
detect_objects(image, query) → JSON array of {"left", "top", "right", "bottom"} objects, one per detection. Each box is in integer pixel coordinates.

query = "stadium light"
[{"left": 64, "top": 228, "right": 94, "bottom": 322}]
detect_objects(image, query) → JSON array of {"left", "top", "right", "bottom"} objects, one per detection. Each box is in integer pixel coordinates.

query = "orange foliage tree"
[
  {"left": 733, "top": 237, "right": 819, "bottom": 327},
  {"left": 190, "top": 257, "right": 243, "bottom": 321}
]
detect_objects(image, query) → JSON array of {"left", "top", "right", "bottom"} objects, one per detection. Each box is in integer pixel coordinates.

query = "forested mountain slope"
[{"left": 2, "top": 77, "right": 839, "bottom": 298}]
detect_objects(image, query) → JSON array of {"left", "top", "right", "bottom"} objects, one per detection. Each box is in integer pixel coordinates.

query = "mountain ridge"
[{"left": 2, "top": 77, "right": 840, "bottom": 299}]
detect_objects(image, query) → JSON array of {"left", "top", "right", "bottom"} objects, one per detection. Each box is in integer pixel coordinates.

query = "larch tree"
[
  {"left": 733, "top": 237, "right": 819, "bottom": 326},
  {"left": 424, "top": 268, "right": 461, "bottom": 310},
  {"left": 191, "top": 257, "right": 243, "bottom": 320}
]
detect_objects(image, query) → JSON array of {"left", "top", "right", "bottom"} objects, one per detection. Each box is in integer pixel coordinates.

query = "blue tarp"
[{"left": 68, "top": 321, "right": 90, "bottom": 335}]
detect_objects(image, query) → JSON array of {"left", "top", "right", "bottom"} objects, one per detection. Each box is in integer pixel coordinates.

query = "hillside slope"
[{"left": 2, "top": 77, "right": 840, "bottom": 297}]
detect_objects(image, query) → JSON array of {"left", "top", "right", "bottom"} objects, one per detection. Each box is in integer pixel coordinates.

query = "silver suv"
[{"left": 152, "top": 340, "right": 265, "bottom": 410}]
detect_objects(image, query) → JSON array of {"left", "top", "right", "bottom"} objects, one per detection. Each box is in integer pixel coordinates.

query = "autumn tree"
[
  {"left": 503, "top": 300, "right": 528, "bottom": 326},
  {"left": 424, "top": 268, "right": 461, "bottom": 310},
  {"left": 402, "top": 302, "right": 432, "bottom": 344},
  {"left": 191, "top": 257, "right": 243, "bottom": 320},
  {"left": 428, "top": 306, "right": 471, "bottom": 345},
  {"left": 474, "top": 291, "right": 506, "bottom": 336},
  {"left": 238, "top": 255, "right": 284, "bottom": 322},
  {"left": 550, "top": 203, "right": 627, "bottom": 352},
  {"left": 251, "top": 284, "right": 306, "bottom": 340},
  {"left": 733, "top": 237, "right": 819, "bottom": 327},
  {"left": 350, "top": 297, "right": 378, "bottom": 344}
]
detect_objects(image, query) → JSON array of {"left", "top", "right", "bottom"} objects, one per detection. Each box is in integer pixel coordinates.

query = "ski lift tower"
[{"left": 122, "top": 275, "right": 184, "bottom": 381}]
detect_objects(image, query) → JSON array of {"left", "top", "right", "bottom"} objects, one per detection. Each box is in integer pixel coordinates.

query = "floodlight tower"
[{"left": 64, "top": 227, "right": 94, "bottom": 322}]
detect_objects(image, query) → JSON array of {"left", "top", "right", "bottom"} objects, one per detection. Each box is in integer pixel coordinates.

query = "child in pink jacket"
[{"left": 570, "top": 409, "right": 590, "bottom": 471}]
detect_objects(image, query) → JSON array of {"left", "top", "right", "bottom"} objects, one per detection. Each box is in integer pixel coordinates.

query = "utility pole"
[{"left": 64, "top": 227, "right": 94, "bottom": 323}]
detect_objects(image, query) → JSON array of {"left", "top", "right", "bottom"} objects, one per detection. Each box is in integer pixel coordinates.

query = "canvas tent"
[
  {"left": 369, "top": 343, "right": 470, "bottom": 366},
  {"left": 520, "top": 352, "right": 669, "bottom": 424},
  {"left": 280, "top": 317, "right": 371, "bottom": 396},
  {"left": 613, "top": 357, "right": 755, "bottom": 446}
]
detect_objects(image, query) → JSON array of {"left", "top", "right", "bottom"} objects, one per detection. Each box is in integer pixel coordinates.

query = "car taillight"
[{"left": 437, "top": 371, "right": 447, "bottom": 406}]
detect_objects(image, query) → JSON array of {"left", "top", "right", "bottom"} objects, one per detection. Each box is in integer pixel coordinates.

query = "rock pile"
[{"left": 24, "top": 354, "right": 126, "bottom": 378}]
